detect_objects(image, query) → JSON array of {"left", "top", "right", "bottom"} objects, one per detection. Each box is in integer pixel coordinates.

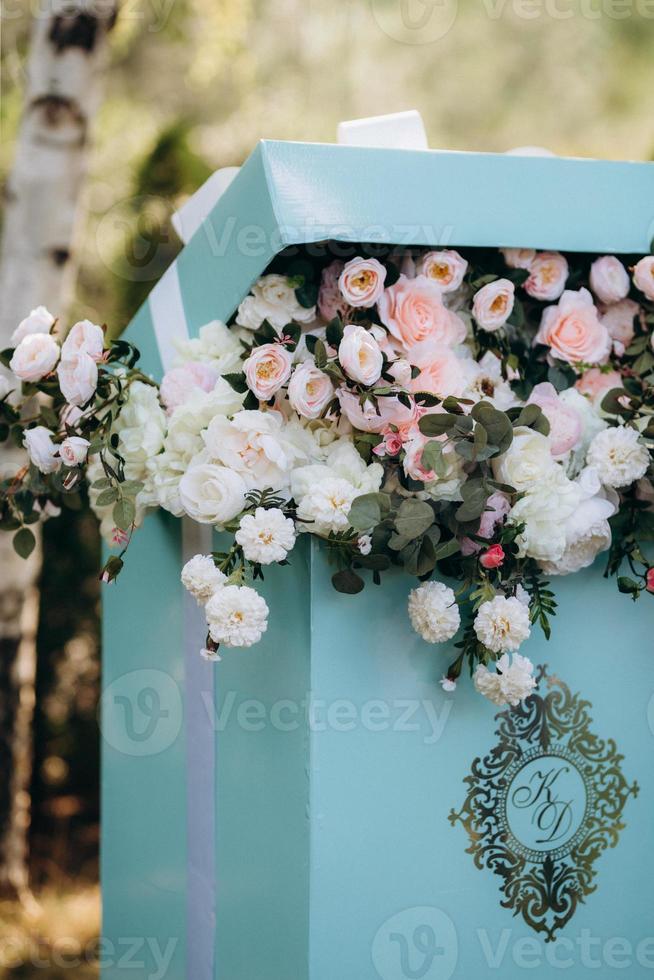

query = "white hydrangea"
[
  {"left": 474, "top": 595, "right": 531, "bottom": 654},
  {"left": 205, "top": 585, "right": 269, "bottom": 648},
  {"left": 236, "top": 274, "right": 315, "bottom": 331},
  {"left": 235, "top": 507, "right": 296, "bottom": 564},
  {"left": 173, "top": 320, "right": 243, "bottom": 375},
  {"left": 408, "top": 581, "right": 461, "bottom": 644},
  {"left": 181, "top": 554, "right": 227, "bottom": 605},
  {"left": 586, "top": 425, "right": 650, "bottom": 489},
  {"left": 474, "top": 653, "right": 537, "bottom": 707}
]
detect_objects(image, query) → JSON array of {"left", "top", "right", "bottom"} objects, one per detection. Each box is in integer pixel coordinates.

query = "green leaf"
[
  {"left": 223, "top": 372, "right": 248, "bottom": 394},
  {"left": 355, "top": 554, "right": 391, "bottom": 571},
  {"left": 471, "top": 402, "right": 513, "bottom": 454},
  {"left": 95, "top": 488, "right": 119, "bottom": 506},
  {"left": 418, "top": 413, "right": 457, "bottom": 437},
  {"left": 617, "top": 576, "right": 641, "bottom": 595},
  {"left": 331, "top": 568, "right": 365, "bottom": 594},
  {"left": 113, "top": 497, "right": 136, "bottom": 531},
  {"left": 91, "top": 477, "right": 112, "bottom": 490},
  {"left": 348, "top": 493, "right": 385, "bottom": 531},
  {"left": 325, "top": 317, "right": 344, "bottom": 348},
  {"left": 394, "top": 499, "right": 434, "bottom": 540},
  {"left": 421, "top": 440, "right": 448, "bottom": 477},
  {"left": 13, "top": 527, "right": 36, "bottom": 559},
  {"left": 314, "top": 339, "right": 328, "bottom": 369},
  {"left": 600, "top": 387, "right": 630, "bottom": 415},
  {"left": 433, "top": 538, "right": 460, "bottom": 561}
]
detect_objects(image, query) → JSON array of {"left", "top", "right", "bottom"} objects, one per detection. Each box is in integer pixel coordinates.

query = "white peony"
[
  {"left": 205, "top": 584, "right": 269, "bottom": 647},
  {"left": 178, "top": 462, "right": 247, "bottom": 525},
  {"left": 235, "top": 507, "right": 296, "bottom": 564},
  {"left": 11, "top": 306, "right": 55, "bottom": 346},
  {"left": 59, "top": 436, "right": 90, "bottom": 466},
  {"left": 10, "top": 333, "right": 60, "bottom": 382},
  {"left": 474, "top": 595, "right": 531, "bottom": 654},
  {"left": 57, "top": 353, "right": 98, "bottom": 406},
  {"left": 540, "top": 467, "right": 616, "bottom": 575},
  {"left": 474, "top": 653, "right": 536, "bottom": 707},
  {"left": 586, "top": 425, "right": 650, "bottom": 489},
  {"left": 174, "top": 320, "right": 244, "bottom": 376},
  {"left": 408, "top": 581, "right": 460, "bottom": 643},
  {"left": 203, "top": 410, "right": 307, "bottom": 494},
  {"left": 492, "top": 427, "right": 557, "bottom": 492},
  {"left": 181, "top": 554, "right": 227, "bottom": 604},
  {"left": 23, "top": 426, "right": 60, "bottom": 474},
  {"left": 236, "top": 275, "right": 315, "bottom": 331},
  {"left": 509, "top": 468, "right": 582, "bottom": 563}
]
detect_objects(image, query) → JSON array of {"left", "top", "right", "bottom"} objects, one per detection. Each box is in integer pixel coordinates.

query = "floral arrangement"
[{"left": 2, "top": 247, "right": 654, "bottom": 707}]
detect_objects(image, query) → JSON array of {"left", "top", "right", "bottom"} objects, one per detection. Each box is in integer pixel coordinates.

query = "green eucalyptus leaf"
[
  {"left": 13, "top": 527, "right": 36, "bottom": 559},
  {"left": 394, "top": 499, "right": 434, "bottom": 540},
  {"left": 348, "top": 493, "right": 384, "bottom": 531},
  {"left": 331, "top": 568, "right": 365, "bottom": 594}
]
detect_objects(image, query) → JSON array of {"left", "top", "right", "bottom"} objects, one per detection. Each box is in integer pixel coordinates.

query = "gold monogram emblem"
[{"left": 449, "top": 666, "right": 638, "bottom": 941}]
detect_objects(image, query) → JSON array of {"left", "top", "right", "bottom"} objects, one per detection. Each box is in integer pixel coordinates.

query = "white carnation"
[
  {"left": 236, "top": 274, "right": 315, "bottom": 331},
  {"left": 474, "top": 595, "right": 531, "bottom": 654},
  {"left": 235, "top": 507, "right": 296, "bottom": 564},
  {"left": 181, "top": 554, "right": 227, "bottom": 604},
  {"left": 586, "top": 425, "right": 650, "bottom": 489},
  {"left": 408, "top": 581, "right": 460, "bottom": 643},
  {"left": 474, "top": 653, "right": 536, "bottom": 707},
  {"left": 295, "top": 477, "right": 359, "bottom": 535},
  {"left": 205, "top": 585, "right": 269, "bottom": 648}
]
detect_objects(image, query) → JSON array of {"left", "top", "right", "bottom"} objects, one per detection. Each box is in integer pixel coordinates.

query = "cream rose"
[
  {"left": 472, "top": 279, "right": 515, "bottom": 332},
  {"left": 493, "top": 426, "right": 557, "bottom": 491},
  {"left": 288, "top": 362, "right": 334, "bottom": 419},
  {"left": 236, "top": 274, "right": 315, "bottom": 330},
  {"left": 589, "top": 256, "right": 630, "bottom": 305},
  {"left": 535, "top": 288, "right": 611, "bottom": 367},
  {"left": 178, "top": 462, "right": 247, "bottom": 525},
  {"left": 415, "top": 250, "right": 467, "bottom": 293},
  {"left": 633, "top": 256, "right": 654, "bottom": 301},
  {"left": 57, "top": 353, "right": 98, "bottom": 406},
  {"left": 338, "top": 325, "right": 383, "bottom": 386},
  {"left": 10, "top": 333, "right": 60, "bottom": 382},
  {"left": 378, "top": 275, "right": 467, "bottom": 357},
  {"left": 23, "top": 426, "right": 61, "bottom": 474},
  {"left": 525, "top": 252, "right": 569, "bottom": 301},
  {"left": 59, "top": 436, "right": 90, "bottom": 466},
  {"left": 338, "top": 257, "right": 386, "bottom": 308},
  {"left": 11, "top": 306, "right": 55, "bottom": 346},
  {"left": 243, "top": 343, "right": 293, "bottom": 401},
  {"left": 61, "top": 319, "right": 104, "bottom": 361}
]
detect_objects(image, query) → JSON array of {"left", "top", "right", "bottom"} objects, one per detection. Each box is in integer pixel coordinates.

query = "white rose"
[
  {"left": 160, "top": 361, "right": 218, "bottom": 413},
  {"left": 178, "top": 462, "right": 247, "bottom": 525},
  {"left": 23, "top": 426, "right": 60, "bottom": 473},
  {"left": 472, "top": 279, "right": 515, "bottom": 332},
  {"left": 57, "top": 353, "right": 98, "bottom": 406},
  {"left": 474, "top": 596, "right": 531, "bottom": 655},
  {"left": 408, "top": 581, "right": 460, "bottom": 643},
  {"left": 235, "top": 506, "right": 296, "bottom": 564},
  {"left": 114, "top": 380, "right": 166, "bottom": 479},
  {"left": 236, "top": 274, "right": 315, "bottom": 331},
  {"left": 144, "top": 451, "right": 186, "bottom": 516},
  {"left": 203, "top": 410, "right": 306, "bottom": 493},
  {"left": 387, "top": 358, "right": 412, "bottom": 387},
  {"left": 633, "top": 256, "right": 654, "bottom": 301},
  {"left": 11, "top": 306, "right": 55, "bottom": 346},
  {"left": 474, "top": 653, "right": 536, "bottom": 707},
  {"left": 586, "top": 425, "right": 650, "bottom": 488},
  {"left": 589, "top": 256, "right": 630, "bottom": 305},
  {"left": 338, "top": 325, "right": 383, "bottom": 386},
  {"left": 59, "top": 436, "right": 90, "bottom": 466},
  {"left": 540, "top": 468, "right": 615, "bottom": 575},
  {"left": 324, "top": 439, "right": 384, "bottom": 492},
  {"left": 205, "top": 584, "right": 269, "bottom": 648},
  {"left": 61, "top": 319, "right": 104, "bottom": 361},
  {"left": 509, "top": 469, "right": 583, "bottom": 563},
  {"left": 174, "top": 320, "right": 244, "bottom": 375},
  {"left": 492, "top": 427, "right": 557, "bottom": 492},
  {"left": 10, "top": 333, "right": 60, "bottom": 382},
  {"left": 243, "top": 342, "right": 293, "bottom": 401},
  {"left": 288, "top": 362, "right": 334, "bottom": 419},
  {"left": 464, "top": 352, "right": 518, "bottom": 412},
  {"left": 181, "top": 554, "right": 227, "bottom": 604}
]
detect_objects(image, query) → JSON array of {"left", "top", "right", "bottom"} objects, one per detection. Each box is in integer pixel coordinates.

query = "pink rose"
[
  {"left": 59, "top": 435, "right": 90, "bottom": 466},
  {"left": 338, "top": 257, "right": 386, "bottom": 308},
  {"left": 403, "top": 436, "right": 435, "bottom": 482},
  {"left": 10, "top": 332, "right": 60, "bottom": 381},
  {"left": 527, "top": 381, "right": 583, "bottom": 457},
  {"left": 646, "top": 568, "right": 654, "bottom": 593},
  {"left": 601, "top": 299, "right": 639, "bottom": 355},
  {"left": 535, "top": 288, "right": 611, "bottom": 367},
  {"left": 633, "top": 256, "right": 654, "bottom": 301},
  {"left": 501, "top": 248, "right": 535, "bottom": 271},
  {"left": 416, "top": 250, "right": 468, "bottom": 293},
  {"left": 575, "top": 367, "right": 623, "bottom": 405},
  {"left": 409, "top": 345, "right": 473, "bottom": 397},
  {"left": 338, "top": 324, "right": 383, "bottom": 386},
  {"left": 288, "top": 362, "right": 334, "bottom": 419},
  {"left": 525, "top": 252, "right": 569, "bottom": 301},
  {"left": 243, "top": 343, "right": 293, "bottom": 401},
  {"left": 160, "top": 361, "right": 219, "bottom": 413},
  {"left": 337, "top": 389, "right": 417, "bottom": 434},
  {"left": 378, "top": 275, "right": 467, "bottom": 359},
  {"left": 57, "top": 353, "right": 98, "bottom": 406},
  {"left": 61, "top": 319, "right": 104, "bottom": 361},
  {"left": 318, "top": 260, "right": 348, "bottom": 321},
  {"left": 589, "top": 256, "right": 630, "bottom": 305},
  {"left": 373, "top": 429, "right": 404, "bottom": 457},
  {"left": 478, "top": 492, "right": 511, "bottom": 538},
  {"left": 472, "top": 279, "right": 515, "bottom": 332},
  {"left": 480, "top": 544, "right": 505, "bottom": 569}
]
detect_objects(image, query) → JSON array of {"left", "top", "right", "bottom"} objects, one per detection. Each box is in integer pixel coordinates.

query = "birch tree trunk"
[{"left": 0, "top": 0, "right": 117, "bottom": 898}]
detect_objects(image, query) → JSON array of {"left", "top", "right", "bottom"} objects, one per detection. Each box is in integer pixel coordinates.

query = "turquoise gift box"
[{"left": 101, "top": 139, "right": 654, "bottom": 980}]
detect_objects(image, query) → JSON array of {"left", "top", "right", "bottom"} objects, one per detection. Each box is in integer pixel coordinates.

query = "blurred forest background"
[{"left": 1, "top": 0, "right": 653, "bottom": 975}]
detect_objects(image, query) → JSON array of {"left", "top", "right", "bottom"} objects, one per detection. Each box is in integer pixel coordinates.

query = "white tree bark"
[{"left": 0, "top": 0, "right": 117, "bottom": 897}]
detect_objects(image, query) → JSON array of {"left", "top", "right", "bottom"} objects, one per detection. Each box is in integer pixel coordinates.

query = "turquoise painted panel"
[
  {"left": 122, "top": 297, "right": 164, "bottom": 378},
  {"left": 101, "top": 513, "right": 186, "bottom": 980}
]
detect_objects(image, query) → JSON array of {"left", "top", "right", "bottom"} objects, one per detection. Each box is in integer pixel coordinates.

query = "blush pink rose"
[
  {"left": 525, "top": 252, "right": 569, "bottom": 301},
  {"left": 373, "top": 430, "right": 404, "bottom": 457},
  {"left": 288, "top": 362, "right": 334, "bottom": 419},
  {"left": 378, "top": 275, "right": 467, "bottom": 358},
  {"left": 160, "top": 361, "right": 219, "bottom": 413},
  {"left": 575, "top": 367, "right": 623, "bottom": 405},
  {"left": 415, "top": 250, "right": 468, "bottom": 293},
  {"left": 535, "top": 288, "right": 611, "bottom": 367},
  {"left": 478, "top": 492, "right": 511, "bottom": 538},
  {"left": 403, "top": 435, "right": 437, "bottom": 482},
  {"left": 57, "top": 353, "right": 98, "bottom": 406},
  {"left": 10, "top": 332, "right": 60, "bottom": 381},
  {"left": 243, "top": 343, "right": 293, "bottom": 401},
  {"left": 501, "top": 248, "right": 535, "bottom": 271},
  {"left": 61, "top": 319, "right": 104, "bottom": 361},
  {"left": 472, "top": 279, "right": 515, "bottom": 332},
  {"left": 318, "top": 260, "right": 348, "bottom": 321},
  {"left": 600, "top": 299, "right": 639, "bottom": 355},
  {"left": 338, "top": 257, "right": 386, "bottom": 308},
  {"left": 527, "top": 381, "right": 583, "bottom": 457},
  {"left": 479, "top": 544, "right": 505, "bottom": 569},
  {"left": 338, "top": 324, "right": 383, "bottom": 386},
  {"left": 633, "top": 256, "right": 654, "bottom": 301},
  {"left": 589, "top": 256, "right": 630, "bottom": 305},
  {"left": 337, "top": 389, "right": 417, "bottom": 434},
  {"left": 409, "top": 345, "right": 473, "bottom": 398}
]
